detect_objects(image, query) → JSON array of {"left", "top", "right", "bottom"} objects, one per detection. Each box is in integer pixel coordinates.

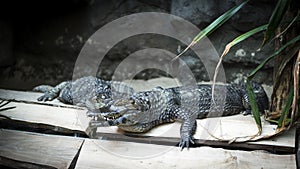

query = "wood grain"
[
  {"left": 0, "top": 129, "right": 84, "bottom": 169},
  {"left": 0, "top": 89, "right": 81, "bottom": 109},
  {"left": 0, "top": 79, "right": 295, "bottom": 153},
  {"left": 0, "top": 101, "right": 89, "bottom": 133},
  {"left": 75, "top": 139, "right": 296, "bottom": 169}
]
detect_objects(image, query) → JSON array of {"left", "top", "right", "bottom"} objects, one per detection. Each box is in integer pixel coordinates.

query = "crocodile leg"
[
  {"left": 33, "top": 85, "right": 54, "bottom": 93},
  {"left": 179, "top": 119, "right": 197, "bottom": 150},
  {"left": 37, "top": 81, "right": 70, "bottom": 102},
  {"left": 174, "top": 107, "right": 198, "bottom": 150}
]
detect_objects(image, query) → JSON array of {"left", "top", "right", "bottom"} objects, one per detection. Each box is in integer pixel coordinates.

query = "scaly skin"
[
  {"left": 88, "top": 82, "right": 269, "bottom": 150},
  {"left": 33, "top": 76, "right": 134, "bottom": 107}
]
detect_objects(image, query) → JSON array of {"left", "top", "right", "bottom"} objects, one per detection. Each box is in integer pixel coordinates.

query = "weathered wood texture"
[
  {"left": 93, "top": 116, "right": 295, "bottom": 153},
  {"left": 0, "top": 88, "right": 295, "bottom": 153},
  {"left": 75, "top": 139, "right": 296, "bottom": 169},
  {"left": 0, "top": 82, "right": 297, "bottom": 168},
  {"left": 0, "top": 129, "right": 84, "bottom": 169},
  {"left": 0, "top": 130, "right": 295, "bottom": 169},
  {"left": 0, "top": 101, "right": 89, "bottom": 135},
  {"left": 0, "top": 89, "right": 81, "bottom": 109}
]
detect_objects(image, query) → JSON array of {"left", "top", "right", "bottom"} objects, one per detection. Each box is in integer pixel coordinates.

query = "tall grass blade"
[
  {"left": 230, "top": 24, "right": 268, "bottom": 47},
  {"left": 277, "top": 89, "right": 294, "bottom": 129},
  {"left": 211, "top": 24, "right": 268, "bottom": 102},
  {"left": 260, "top": 0, "right": 291, "bottom": 49},
  {"left": 172, "top": 0, "right": 249, "bottom": 61},
  {"left": 213, "top": 24, "right": 267, "bottom": 86},
  {"left": 249, "top": 35, "right": 300, "bottom": 79},
  {"left": 246, "top": 80, "right": 262, "bottom": 133},
  {"left": 245, "top": 35, "right": 300, "bottom": 133},
  {"left": 192, "top": 0, "right": 249, "bottom": 43}
]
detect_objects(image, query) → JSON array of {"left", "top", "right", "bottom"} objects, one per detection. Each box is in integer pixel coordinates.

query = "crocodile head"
[
  {"left": 85, "top": 95, "right": 140, "bottom": 124},
  {"left": 86, "top": 87, "right": 164, "bottom": 128}
]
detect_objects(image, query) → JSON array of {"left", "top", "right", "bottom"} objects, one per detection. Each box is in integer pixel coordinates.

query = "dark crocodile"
[
  {"left": 33, "top": 76, "right": 134, "bottom": 107},
  {"left": 87, "top": 82, "right": 269, "bottom": 150}
]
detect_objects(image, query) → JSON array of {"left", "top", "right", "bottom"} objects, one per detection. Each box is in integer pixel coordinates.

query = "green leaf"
[
  {"left": 218, "top": 24, "right": 267, "bottom": 59},
  {"left": 172, "top": 0, "right": 249, "bottom": 60},
  {"left": 260, "top": 0, "right": 291, "bottom": 48},
  {"left": 193, "top": 0, "right": 249, "bottom": 43},
  {"left": 246, "top": 80, "right": 262, "bottom": 132},
  {"left": 211, "top": 24, "right": 267, "bottom": 96},
  {"left": 248, "top": 35, "right": 300, "bottom": 79},
  {"left": 267, "top": 118, "right": 291, "bottom": 125},
  {"left": 230, "top": 24, "right": 268, "bottom": 47},
  {"left": 277, "top": 89, "right": 294, "bottom": 129}
]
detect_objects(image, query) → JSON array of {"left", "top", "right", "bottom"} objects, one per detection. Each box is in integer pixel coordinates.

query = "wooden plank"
[
  {"left": 0, "top": 101, "right": 89, "bottom": 135},
  {"left": 75, "top": 139, "right": 296, "bottom": 169},
  {"left": 0, "top": 82, "right": 295, "bottom": 153},
  {"left": 0, "top": 89, "right": 81, "bottom": 109},
  {"left": 93, "top": 114, "right": 295, "bottom": 153},
  {"left": 0, "top": 100, "right": 295, "bottom": 153},
  {"left": 0, "top": 129, "right": 84, "bottom": 169}
]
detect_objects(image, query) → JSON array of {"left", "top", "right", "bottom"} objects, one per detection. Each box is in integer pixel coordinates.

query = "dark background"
[{"left": 0, "top": 0, "right": 276, "bottom": 90}]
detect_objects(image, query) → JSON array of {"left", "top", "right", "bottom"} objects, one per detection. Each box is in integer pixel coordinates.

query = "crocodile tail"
[{"left": 33, "top": 85, "right": 54, "bottom": 93}]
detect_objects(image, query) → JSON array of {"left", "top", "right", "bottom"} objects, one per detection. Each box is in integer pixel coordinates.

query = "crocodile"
[
  {"left": 87, "top": 82, "right": 269, "bottom": 150},
  {"left": 33, "top": 76, "right": 134, "bottom": 107}
]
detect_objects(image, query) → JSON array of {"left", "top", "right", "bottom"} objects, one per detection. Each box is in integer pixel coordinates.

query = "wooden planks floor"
[
  {"left": 76, "top": 139, "right": 296, "bottom": 169},
  {"left": 0, "top": 129, "right": 84, "bottom": 169},
  {"left": 0, "top": 78, "right": 297, "bottom": 168},
  {"left": 0, "top": 129, "right": 296, "bottom": 169}
]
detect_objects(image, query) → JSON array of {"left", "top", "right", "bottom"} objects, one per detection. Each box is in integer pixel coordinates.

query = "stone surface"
[
  {"left": 171, "top": 0, "right": 219, "bottom": 26},
  {"left": 0, "top": 0, "right": 276, "bottom": 90},
  {"left": 171, "top": 0, "right": 276, "bottom": 84},
  {"left": 0, "top": 21, "right": 14, "bottom": 67}
]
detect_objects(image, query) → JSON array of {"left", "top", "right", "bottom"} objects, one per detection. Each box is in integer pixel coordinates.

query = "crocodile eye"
[{"left": 130, "top": 98, "right": 135, "bottom": 104}]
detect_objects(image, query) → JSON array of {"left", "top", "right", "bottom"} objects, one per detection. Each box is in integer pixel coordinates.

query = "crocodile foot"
[
  {"left": 89, "top": 118, "right": 115, "bottom": 127},
  {"left": 37, "top": 92, "right": 58, "bottom": 101},
  {"left": 179, "top": 135, "right": 195, "bottom": 150}
]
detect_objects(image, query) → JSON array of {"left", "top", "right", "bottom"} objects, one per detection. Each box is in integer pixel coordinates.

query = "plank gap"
[
  {"left": 94, "top": 132, "right": 295, "bottom": 154},
  {"left": 68, "top": 140, "right": 85, "bottom": 169},
  {"left": 0, "top": 119, "right": 88, "bottom": 138},
  {"left": 1, "top": 98, "right": 84, "bottom": 110}
]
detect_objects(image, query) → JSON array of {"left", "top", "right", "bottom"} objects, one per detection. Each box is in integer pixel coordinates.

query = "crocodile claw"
[
  {"left": 37, "top": 93, "right": 57, "bottom": 101},
  {"left": 179, "top": 136, "right": 195, "bottom": 150},
  {"left": 89, "top": 118, "right": 115, "bottom": 127}
]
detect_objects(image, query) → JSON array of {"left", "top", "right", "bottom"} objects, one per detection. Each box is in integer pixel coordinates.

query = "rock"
[
  {"left": 171, "top": 0, "right": 276, "bottom": 84},
  {"left": 0, "top": 0, "right": 277, "bottom": 90},
  {"left": 0, "top": 21, "right": 14, "bottom": 67},
  {"left": 171, "top": 0, "right": 219, "bottom": 26}
]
